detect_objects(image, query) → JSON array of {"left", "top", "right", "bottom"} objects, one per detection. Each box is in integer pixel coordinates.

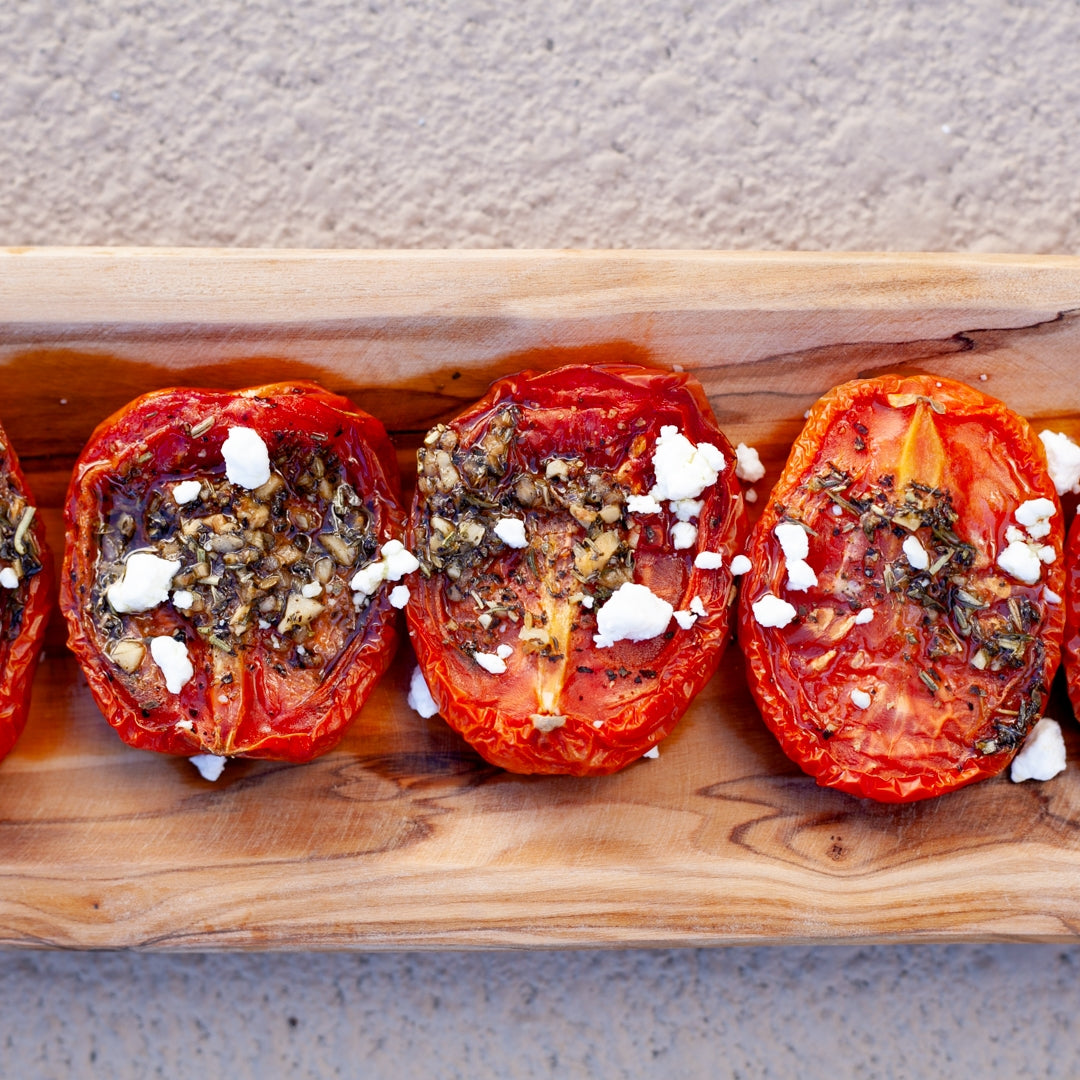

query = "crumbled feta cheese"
[
  {"left": 774, "top": 522, "right": 809, "bottom": 561},
  {"left": 850, "top": 688, "right": 872, "bottom": 710},
  {"left": 407, "top": 666, "right": 439, "bottom": 718},
  {"left": 734, "top": 443, "right": 766, "bottom": 483},
  {"left": 1015, "top": 497, "right": 1056, "bottom": 539},
  {"left": 690, "top": 596, "right": 706, "bottom": 616},
  {"left": 190, "top": 754, "right": 227, "bottom": 782},
  {"left": 172, "top": 480, "right": 202, "bottom": 505},
  {"left": 694, "top": 551, "right": 724, "bottom": 570},
  {"left": 531, "top": 713, "right": 567, "bottom": 733},
  {"left": 301, "top": 582, "right": 323, "bottom": 599},
  {"left": 172, "top": 589, "right": 194, "bottom": 610},
  {"left": 673, "top": 609, "right": 697, "bottom": 630},
  {"left": 1045, "top": 587, "right": 1062, "bottom": 605},
  {"left": 0, "top": 568, "right": 18, "bottom": 589},
  {"left": 745, "top": 488, "right": 758, "bottom": 503},
  {"left": 493, "top": 517, "right": 528, "bottom": 548},
  {"left": 473, "top": 650, "right": 508, "bottom": 674},
  {"left": 642, "top": 746, "right": 660, "bottom": 759},
  {"left": 672, "top": 498, "right": 704, "bottom": 522},
  {"left": 149, "top": 635, "right": 194, "bottom": 694},
  {"left": 593, "top": 582, "right": 674, "bottom": 648},
  {"left": 854, "top": 607, "right": 874, "bottom": 625},
  {"left": 107, "top": 552, "right": 181, "bottom": 614},
  {"left": 350, "top": 539, "right": 421, "bottom": 596},
  {"left": 626, "top": 493, "right": 662, "bottom": 514},
  {"left": 1039, "top": 544, "right": 1057, "bottom": 564},
  {"left": 350, "top": 561, "right": 385, "bottom": 596},
  {"left": 175, "top": 719, "right": 194, "bottom": 732},
  {"left": 751, "top": 593, "right": 797, "bottom": 628},
  {"left": 997, "top": 540, "right": 1042, "bottom": 584},
  {"left": 786, "top": 559, "right": 817, "bottom": 591},
  {"left": 1005, "top": 525, "right": 1026, "bottom": 545},
  {"left": 730, "top": 554, "right": 752, "bottom": 576},
  {"left": 581, "top": 595, "right": 594, "bottom": 609},
  {"left": 1039, "top": 430, "right": 1080, "bottom": 496},
  {"left": 902, "top": 535, "right": 930, "bottom": 571},
  {"left": 671, "top": 521, "right": 698, "bottom": 550},
  {"left": 221, "top": 426, "right": 271, "bottom": 489},
  {"left": 496, "top": 644, "right": 513, "bottom": 659},
  {"left": 648, "top": 426, "right": 725, "bottom": 502},
  {"left": 389, "top": 584, "right": 410, "bottom": 608},
  {"left": 831, "top": 504, "right": 843, "bottom": 516},
  {"left": 1010, "top": 717, "right": 1067, "bottom": 782}
]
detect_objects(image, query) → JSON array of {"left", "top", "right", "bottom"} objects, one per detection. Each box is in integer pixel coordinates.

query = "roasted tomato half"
[
  {"left": 0, "top": 422, "right": 51, "bottom": 762},
  {"left": 405, "top": 364, "right": 749, "bottom": 775},
  {"left": 1062, "top": 514, "right": 1080, "bottom": 718},
  {"left": 739, "top": 373, "right": 1065, "bottom": 803},
  {"left": 62, "top": 382, "right": 408, "bottom": 762}
]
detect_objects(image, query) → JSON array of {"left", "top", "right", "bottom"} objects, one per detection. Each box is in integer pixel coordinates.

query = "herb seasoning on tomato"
[
  {"left": 0, "top": 421, "right": 51, "bottom": 763},
  {"left": 405, "top": 364, "right": 748, "bottom": 775},
  {"left": 739, "top": 374, "right": 1066, "bottom": 803},
  {"left": 62, "top": 382, "right": 409, "bottom": 764}
]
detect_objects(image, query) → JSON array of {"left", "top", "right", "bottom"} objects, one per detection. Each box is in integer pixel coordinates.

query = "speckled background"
[{"left": 4, "top": 2, "right": 1080, "bottom": 1077}]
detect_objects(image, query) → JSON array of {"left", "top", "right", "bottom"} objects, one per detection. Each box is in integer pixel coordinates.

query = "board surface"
[{"left": 4, "top": 248, "right": 1080, "bottom": 950}]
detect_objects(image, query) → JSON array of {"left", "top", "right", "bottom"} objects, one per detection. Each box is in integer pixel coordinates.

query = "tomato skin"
[
  {"left": 61, "top": 382, "right": 404, "bottom": 762},
  {"left": 0, "top": 425, "right": 52, "bottom": 763},
  {"left": 1062, "top": 515, "right": 1080, "bottom": 717},
  {"left": 405, "top": 364, "right": 748, "bottom": 776},
  {"left": 738, "top": 374, "right": 1065, "bottom": 803}
]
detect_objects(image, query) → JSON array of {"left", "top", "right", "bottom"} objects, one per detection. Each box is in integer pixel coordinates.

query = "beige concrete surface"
[{"left": 3, "top": 1, "right": 1080, "bottom": 1077}]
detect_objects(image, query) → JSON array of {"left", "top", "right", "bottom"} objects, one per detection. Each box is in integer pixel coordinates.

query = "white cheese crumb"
[
  {"left": 785, "top": 559, "right": 817, "bottom": 591},
  {"left": 673, "top": 609, "right": 697, "bottom": 630},
  {"left": 997, "top": 540, "right": 1042, "bottom": 584},
  {"left": 581, "top": 595, "right": 594, "bottom": 609},
  {"left": 189, "top": 754, "right": 227, "bottom": 782},
  {"left": 854, "top": 607, "right": 874, "bottom": 624},
  {"left": 751, "top": 593, "right": 798, "bottom": 628},
  {"left": 407, "top": 665, "right": 439, "bottom": 718},
  {"left": 258, "top": 618, "right": 272, "bottom": 629},
  {"left": 745, "top": 488, "right": 758, "bottom": 503},
  {"left": 774, "top": 522, "right": 809, "bottom": 561},
  {"left": 1044, "top": 587, "right": 1062, "bottom": 605},
  {"left": 149, "top": 635, "right": 194, "bottom": 694},
  {"left": 672, "top": 498, "right": 704, "bottom": 522},
  {"left": 172, "top": 589, "right": 194, "bottom": 610},
  {"left": 473, "top": 650, "right": 508, "bottom": 674},
  {"left": 902, "top": 535, "right": 930, "bottom": 571},
  {"left": 1010, "top": 717, "right": 1067, "bottom": 783},
  {"left": 301, "top": 582, "right": 323, "bottom": 599},
  {"left": 493, "top": 517, "right": 528, "bottom": 548},
  {"left": 831, "top": 504, "right": 843, "bottom": 516},
  {"left": 389, "top": 584, "right": 410, "bottom": 608},
  {"left": 0, "top": 568, "right": 18, "bottom": 589},
  {"left": 107, "top": 552, "right": 181, "bottom": 614},
  {"left": 350, "top": 539, "right": 421, "bottom": 597},
  {"left": 730, "top": 554, "right": 752, "bottom": 576},
  {"left": 1005, "top": 525, "right": 1026, "bottom": 545},
  {"left": 592, "top": 719, "right": 603, "bottom": 728},
  {"left": 735, "top": 443, "right": 766, "bottom": 483},
  {"left": 496, "top": 643, "right": 513, "bottom": 659},
  {"left": 1015, "top": 497, "right": 1056, "bottom": 539},
  {"left": 979, "top": 373, "right": 988, "bottom": 381},
  {"left": 671, "top": 521, "right": 698, "bottom": 550},
  {"left": 850, "top": 688, "right": 872, "bottom": 710},
  {"left": 690, "top": 596, "right": 706, "bottom": 617},
  {"left": 694, "top": 551, "right": 724, "bottom": 570},
  {"left": 1038, "top": 544, "right": 1057, "bottom": 564},
  {"left": 648, "top": 426, "right": 725, "bottom": 502},
  {"left": 593, "top": 582, "right": 674, "bottom": 648},
  {"left": 626, "top": 493, "right": 663, "bottom": 514},
  {"left": 175, "top": 719, "right": 194, "bottom": 732},
  {"left": 1039, "top": 430, "right": 1080, "bottom": 496},
  {"left": 642, "top": 746, "right": 660, "bottom": 759},
  {"left": 172, "top": 480, "right": 202, "bottom": 505},
  {"left": 221, "top": 426, "right": 271, "bottom": 489}
]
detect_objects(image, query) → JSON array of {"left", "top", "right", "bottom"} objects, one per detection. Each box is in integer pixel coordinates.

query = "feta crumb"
[
  {"left": 786, "top": 559, "right": 817, "bottom": 591},
  {"left": 301, "top": 582, "right": 323, "bottom": 599},
  {"left": 751, "top": 593, "right": 797, "bottom": 628},
  {"left": 642, "top": 746, "right": 660, "bottom": 759},
  {"left": 258, "top": 618, "right": 272, "bottom": 629},
  {"left": 107, "top": 552, "right": 181, "bottom": 614},
  {"left": 1005, "top": 525, "right": 1026, "bottom": 545},
  {"left": 172, "top": 589, "right": 195, "bottom": 610},
  {"left": 902, "top": 535, "right": 930, "bottom": 571},
  {"left": 729, "top": 554, "right": 751, "bottom": 576},
  {"left": 694, "top": 551, "right": 724, "bottom": 570},
  {"left": 734, "top": 443, "right": 766, "bottom": 483},
  {"left": 831, "top": 504, "right": 843, "bottom": 516},
  {"left": 581, "top": 595, "right": 595, "bottom": 609},
  {"left": 350, "top": 539, "right": 421, "bottom": 596},
  {"left": 175, "top": 719, "right": 194, "bottom": 732},
  {"left": 690, "top": 596, "right": 706, "bottom": 617},
  {"left": 496, "top": 643, "right": 513, "bottom": 659},
  {"left": 745, "top": 488, "right": 758, "bottom": 503},
  {"left": 671, "top": 521, "right": 698, "bottom": 550},
  {"left": 0, "top": 568, "right": 18, "bottom": 589},
  {"left": 221, "top": 426, "right": 271, "bottom": 489},
  {"left": 149, "top": 635, "right": 194, "bottom": 694},
  {"left": 1039, "top": 430, "right": 1080, "bottom": 496},
  {"left": 648, "top": 426, "right": 725, "bottom": 502},
  {"left": 1044, "top": 587, "right": 1062, "bottom": 605},
  {"left": 473, "top": 650, "right": 508, "bottom": 674},
  {"left": 592, "top": 719, "right": 603, "bottom": 728},
  {"left": 1038, "top": 544, "right": 1057, "bottom": 564},
  {"left": 190, "top": 754, "right": 227, "bottom": 782},
  {"left": 172, "top": 480, "right": 202, "bottom": 505},
  {"left": 673, "top": 609, "right": 697, "bottom": 630},
  {"left": 854, "top": 607, "right": 874, "bottom": 625},
  {"left": 672, "top": 498, "right": 704, "bottom": 522},
  {"left": 850, "top": 688, "right": 872, "bottom": 710},
  {"left": 775, "top": 522, "right": 809, "bottom": 561},
  {"left": 998, "top": 540, "right": 1042, "bottom": 584},
  {"left": 1015, "top": 497, "right": 1056, "bottom": 539},
  {"left": 407, "top": 665, "right": 439, "bottom": 718},
  {"left": 593, "top": 582, "right": 674, "bottom": 648},
  {"left": 1010, "top": 717, "right": 1067, "bottom": 782},
  {"left": 493, "top": 517, "right": 528, "bottom": 548},
  {"left": 389, "top": 584, "right": 410, "bottom": 608},
  {"left": 626, "top": 493, "right": 662, "bottom": 514}
]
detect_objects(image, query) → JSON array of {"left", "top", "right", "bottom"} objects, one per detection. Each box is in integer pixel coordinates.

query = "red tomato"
[
  {"left": 1062, "top": 515, "right": 1080, "bottom": 718},
  {"left": 0, "top": 422, "right": 52, "bottom": 762},
  {"left": 61, "top": 382, "right": 405, "bottom": 762},
  {"left": 739, "top": 374, "right": 1065, "bottom": 802},
  {"left": 405, "top": 364, "right": 748, "bottom": 775}
]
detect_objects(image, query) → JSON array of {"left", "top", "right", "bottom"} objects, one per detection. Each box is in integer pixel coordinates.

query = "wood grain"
[{"left": 3, "top": 248, "right": 1080, "bottom": 950}]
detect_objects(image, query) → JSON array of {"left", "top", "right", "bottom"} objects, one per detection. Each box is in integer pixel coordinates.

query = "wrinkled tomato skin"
[
  {"left": 0, "top": 427, "right": 52, "bottom": 764},
  {"left": 61, "top": 382, "right": 404, "bottom": 762},
  {"left": 739, "top": 374, "right": 1065, "bottom": 803},
  {"left": 406, "top": 364, "right": 748, "bottom": 776}
]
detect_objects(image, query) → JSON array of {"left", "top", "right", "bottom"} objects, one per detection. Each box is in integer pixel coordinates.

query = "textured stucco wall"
[{"left": 4, "top": 2, "right": 1080, "bottom": 1078}]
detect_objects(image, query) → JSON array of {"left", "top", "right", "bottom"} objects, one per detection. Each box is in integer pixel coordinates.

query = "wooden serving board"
[{"left": 4, "top": 248, "right": 1080, "bottom": 950}]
